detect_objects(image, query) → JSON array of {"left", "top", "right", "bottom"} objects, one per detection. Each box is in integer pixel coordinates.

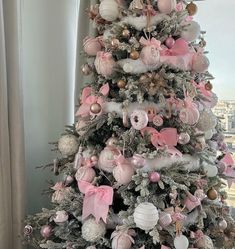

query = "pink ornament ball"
[
  {"left": 130, "top": 110, "right": 149, "bottom": 130},
  {"left": 179, "top": 106, "right": 200, "bottom": 125},
  {"left": 157, "top": 0, "right": 176, "bottom": 14},
  {"left": 153, "top": 115, "right": 164, "bottom": 127},
  {"left": 83, "top": 37, "right": 102, "bottom": 56},
  {"left": 140, "top": 46, "right": 160, "bottom": 66},
  {"left": 95, "top": 51, "right": 116, "bottom": 77},
  {"left": 165, "top": 37, "right": 175, "bottom": 49},
  {"left": 40, "top": 225, "right": 52, "bottom": 239},
  {"left": 192, "top": 53, "right": 210, "bottom": 73},
  {"left": 65, "top": 175, "right": 74, "bottom": 185},
  {"left": 159, "top": 212, "right": 172, "bottom": 228},
  {"left": 178, "top": 132, "right": 190, "bottom": 145},
  {"left": 113, "top": 161, "right": 135, "bottom": 185},
  {"left": 75, "top": 166, "right": 96, "bottom": 183},
  {"left": 149, "top": 172, "right": 161, "bottom": 183}
]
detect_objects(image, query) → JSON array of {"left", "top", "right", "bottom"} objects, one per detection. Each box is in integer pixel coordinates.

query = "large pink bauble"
[
  {"left": 140, "top": 46, "right": 160, "bottom": 66},
  {"left": 159, "top": 212, "right": 172, "bottom": 228},
  {"left": 113, "top": 161, "right": 134, "bottom": 185},
  {"left": 75, "top": 166, "right": 96, "bottom": 183},
  {"left": 179, "top": 106, "right": 200, "bottom": 125},
  {"left": 111, "top": 233, "right": 132, "bottom": 249},
  {"left": 95, "top": 52, "right": 116, "bottom": 77},
  {"left": 130, "top": 110, "right": 149, "bottom": 130},
  {"left": 83, "top": 37, "right": 102, "bottom": 56},
  {"left": 192, "top": 53, "right": 210, "bottom": 73},
  {"left": 157, "top": 0, "right": 176, "bottom": 14},
  {"left": 98, "top": 146, "right": 120, "bottom": 172},
  {"left": 40, "top": 225, "right": 52, "bottom": 238}
]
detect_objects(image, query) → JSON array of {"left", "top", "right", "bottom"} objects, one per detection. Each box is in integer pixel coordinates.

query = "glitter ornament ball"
[
  {"left": 186, "top": 1, "right": 198, "bottom": 16},
  {"left": 174, "top": 235, "right": 189, "bottom": 249},
  {"left": 153, "top": 115, "right": 164, "bottom": 127},
  {"left": 90, "top": 103, "right": 102, "bottom": 114},
  {"left": 58, "top": 134, "right": 79, "bottom": 156},
  {"left": 99, "top": 0, "right": 119, "bottom": 22},
  {"left": 24, "top": 225, "right": 33, "bottom": 236},
  {"left": 165, "top": 37, "right": 175, "bottom": 49},
  {"left": 157, "top": 0, "right": 176, "bottom": 14},
  {"left": 82, "top": 218, "right": 106, "bottom": 242},
  {"left": 196, "top": 109, "right": 217, "bottom": 132},
  {"left": 149, "top": 172, "right": 161, "bottom": 183},
  {"left": 178, "top": 132, "right": 190, "bottom": 145},
  {"left": 75, "top": 166, "right": 96, "bottom": 183},
  {"left": 130, "top": 110, "right": 149, "bottom": 130},
  {"left": 40, "top": 225, "right": 52, "bottom": 239},
  {"left": 181, "top": 21, "right": 201, "bottom": 42},
  {"left": 133, "top": 202, "right": 159, "bottom": 231},
  {"left": 207, "top": 188, "right": 218, "bottom": 200},
  {"left": 203, "top": 163, "right": 218, "bottom": 177},
  {"left": 113, "top": 160, "right": 135, "bottom": 185}
]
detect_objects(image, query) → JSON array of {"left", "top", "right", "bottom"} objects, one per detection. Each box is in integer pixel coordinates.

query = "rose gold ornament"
[
  {"left": 130, "top": 50, "right": 140, "bottom": 60},
  {"left": 111, "top": 38, "right": 120, "bottom": 48},
  {"left": 205, "top": 81, "right": 213, "bottom": 91},
  {"left": 75, "top": 166, "right": 96, "bottom": 183},
  {"left": 90, "top": 103, "right": 102, "bottom": 114},
  {"left": 149, "top": 172, "right": 161, "bottom": 183},
  {"left": 207, "top": 188, "right": 218, "bottom": 200},
  {"left": 81, "top": 63, "right": 92, "bottom": 75},
  {"left": 186, "top": 2, "right": 198, "bottom": 16},
  {"left": 117, "top": 79, "right": 126, "bottom": 88},
  {"left": 122, "top": 29, "right": 131, "bottom": 38}
]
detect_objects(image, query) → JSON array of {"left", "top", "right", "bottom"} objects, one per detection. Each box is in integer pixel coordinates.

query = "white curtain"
[{"left": 0, "top": 0, "right": 25, "bottom": 248}]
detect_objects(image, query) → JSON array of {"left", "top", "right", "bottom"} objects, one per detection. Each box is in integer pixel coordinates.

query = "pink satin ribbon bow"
[
  {"left": 161, "top": 38, "right": 190, "bottom": 56},
  {"left": 78, "top": 180, "right": 113, "bottom": 223},
  {"left": 75, "top": 83, "right": 109, "bottom": 117},
  {"left": 139, "top": 37, "right": 162, "bottom": 49}
]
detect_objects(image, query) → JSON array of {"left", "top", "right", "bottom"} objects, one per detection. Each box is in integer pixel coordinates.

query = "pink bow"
[
  {"left": 76, "top": 83, "right": 109, "bottom": 117},
  {"left": 190, "top": 230, "right": 204, "bottom": 242},
  {"left": 221, "top": 153, "right": 234, "bottom": 166},
  {"left": 161, "top": 38, "right": 190, "bottom": 56},
  {"left": 165, "top": 207, "right": 187, "bottom": 222},
  {"left": 78, "top": 180, "right": 113, "bottom": 223},
  {"left": 139, "top": 37, "right": 162, "bottom": 50},
  {"left": 141, "top": 127, "right": 178, "bottom": 147}
]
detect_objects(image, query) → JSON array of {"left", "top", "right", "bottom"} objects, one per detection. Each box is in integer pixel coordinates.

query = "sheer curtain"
[{"left": 0, "top": 0, "right": 25, "bottom": 248}]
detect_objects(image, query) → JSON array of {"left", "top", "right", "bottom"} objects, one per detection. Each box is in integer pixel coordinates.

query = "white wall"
[{"left": 21, "top": 0, "right": 78, "bottom": 213}]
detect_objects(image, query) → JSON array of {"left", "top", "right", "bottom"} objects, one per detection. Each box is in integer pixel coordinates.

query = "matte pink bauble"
[
  {"left": 83, "top": 37, "right": 102, "bottom": 56},
  {"left": 75, "top": 167, "right": 96, "bottom": 183},
  {"left": 159, "top": 212, "right": 172, "bottom": 228},
  {"left": 149, "top": 172, "right": 161, "bottom": 183},
  {"left": 157, "top": 0, "right": 176, "bottom": 14},
  {"left": 165, "top": 37, "right": 175, "bottom": 49},
  {"left": 140, "top": 46, "right": 160, "bottom": 66},
  {"left": 98, "top": 146, "right": 120, "bottom": 172},
  {"left": 192, "top": 53, "right": 210, "bottom": 73},
  {"left": 40, "top": 225, "right": 52, "bottom": 239},
  {"left": 95, "top": 51, "right": 116, "bottom": 77},
  {"left": 113, "top": 161, "right": 134, "bottom": 185}
]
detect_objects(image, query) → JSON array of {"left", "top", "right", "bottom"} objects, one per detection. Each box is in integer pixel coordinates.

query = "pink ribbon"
[
  {"left": 165, "top": 207, "right": 187, "bottom": 222},
  {"left": 161, "top": 38, "right": 190, "bottom": 56},
  {"left": 221, "top": 153, "right": 234, "bottom": 166},
  {"left": 78, "top": 180, "right": 113, "bottom": 223},
  {"left": 97, "top": 51, "right": 112, "bottom": 59},
  {"left": 190, "top": 230, "right": 204, "bottom": 242},
  {"left": 75, "top": 83, "right": 109, "bottom": 117},
  {"left": 139, "top": 37, "right": 162, "bottom": 49}
]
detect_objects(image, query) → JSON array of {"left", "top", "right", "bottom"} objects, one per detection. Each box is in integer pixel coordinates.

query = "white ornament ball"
[
  {"left": 196, "top": 109, "right": 217, "bottom": 132},
  {"left": 181, "top": 21, "right": 201, "bottom": 42},
  {"left": 123, "top": 62, "right": 133, "bottom": 73},
  {"left": 58, "top": 134, "right": 79, "bottom": 156},
  {"left": 203, "top": 163, "right": 218, "bottom": 177},
  {"left": 196, "top": 235, "right": 214, "bottom": 249},
  {"left": 99, "top": 0, "right": 119, "bottom": 22},
  {"left": 133, "top": 202, "right": 159, "bottom": 231},
  {"left": 174, "top": 235, "right": 189, "bottom": 249},
  {"left": 157, "top": 0, "right": 176, "bottom": 14},
  {"left": 219, "top": 219, "right": 228, "bottom": 230},
  {"left": 192, "top": 53, "right": 210, "bottom": 73},
  {"left": 98, "top": 146, "right": 120, "bottom": 173},
  {"left": 75, "top": 167, "right": 96, "bottom": 183},
  {"left": 113, "top": 161, "right": 135, "bottom": 185},
  {"left": 82, "top": 218, "right": 106, "bottom": 242}
]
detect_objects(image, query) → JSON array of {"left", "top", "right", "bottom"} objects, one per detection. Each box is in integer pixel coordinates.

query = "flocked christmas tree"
[{"left": 23, "top": 0, "right": 235, "bottom": 248}]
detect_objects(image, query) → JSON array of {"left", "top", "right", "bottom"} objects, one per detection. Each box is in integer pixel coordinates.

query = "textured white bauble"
[
  {"left": 181, "top": 21, "right": 201, "bottom": 42},
  {"left": 196, "top": 109, "right": 217, "bottom": 132},
  {"left": 58, "top": 134, "right": 79, "bottom": 156},
  {"left": 174, "top": 235, "right": 189, "bottom": 249},
  {"left": 82, "top": 218, "right": 106, "bottom": 242},
  {"left": 203, "top": 163, "right": 218, "bottom": 177},
  {"left": 133, "top": 202, "right": 159, "bottom": 231},
  {"left": 123, "top": 63, "right": 133, "bottom": 73},
  {"left": 157, "top": 0, "right": 176, "bottom": 14},
  {"left": 196, "top": 235, "right": 214, "bottom": 249},
  {"left": 192, "top": 53, "right": 210, "bottom": 73},
  {"left": 99, "top": 0, "right": 119, "bottom": 22}
]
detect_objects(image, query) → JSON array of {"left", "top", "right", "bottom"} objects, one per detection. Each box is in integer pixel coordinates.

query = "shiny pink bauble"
[
  {"left": 75, "top": 167, "right": 96, "bottom": 183},
  {"left": 192, "top": 53, "right": 210, "bottom": 73},
  {"left": 83, "top": 37, "right": 102, "bottom": 56},
  {"left": 40, "top": 225, "right": 52, "bottom": 239},
  {"left": 131, "top": 154, "right": 145, "bottom": 169},
  {"left": 149, "top": 172, "right": 161, "bottom": 183},
  {"left": 113, "top": 162, "right": 135, "bottom": 185},
  {"left": 140, "top": 46, "right": 160, "bottom": 66},
  {"left": 130, "top": 110, "right": 149, "bottom": 130},
  {"left": 165, "top": 37, "right": 175, "bottom": 49},
  {"left": 157, "top": 0, "right": 176, "bottom": 14}
]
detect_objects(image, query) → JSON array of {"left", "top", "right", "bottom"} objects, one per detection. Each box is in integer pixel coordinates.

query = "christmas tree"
[{"left": 24, "top": 0, "right": 235, "bottom": 248}]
